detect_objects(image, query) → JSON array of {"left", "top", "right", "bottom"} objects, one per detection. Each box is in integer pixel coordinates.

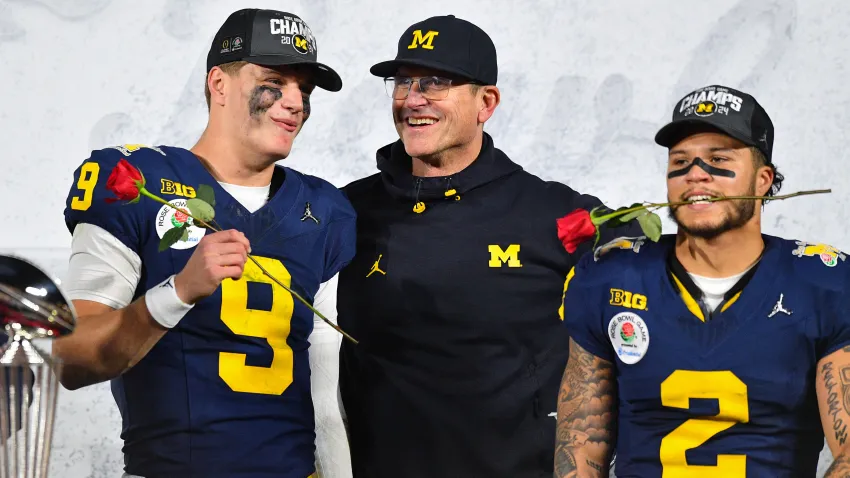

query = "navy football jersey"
[
  {"left": 562, "top": 234, "right": 850, "bottom": 478},
  {"left": 63, "top": 145, "right": 356, "bottom": 478}
]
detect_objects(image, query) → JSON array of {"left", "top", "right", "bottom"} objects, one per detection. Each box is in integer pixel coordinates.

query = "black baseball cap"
[
  {"left": 655, "top": 85, "right": 774, "bottom": 162},
  {"left": 206, "top": 9, "right": 342, "bottom": 92},
  {"left": 370, "top": 15, "right": 497, "bottom": 85}
]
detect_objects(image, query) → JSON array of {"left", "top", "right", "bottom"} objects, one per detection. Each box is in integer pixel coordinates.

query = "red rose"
[
  {"left": 557, "top": 208, "right": 597, "bottom": 254},
  {"left": 105, "top": 159, "right": 146, "bottom": 203}
]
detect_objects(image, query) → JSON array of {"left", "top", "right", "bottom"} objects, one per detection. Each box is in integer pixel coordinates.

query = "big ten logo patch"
[
  {"left": 610, "top": 288, "right": 647, "bottom": 310},
  {"left": 408, "top": 30, "right": 439, "bottom": 50},
  {"left": 679, "top": 86, "right": 744, "bottom": 118},
  {"left": 488, "top": 244, "right": 521, "bottom": 268},
  {"left": 161, "top": 179, "right": 196, "bottom": 198}
]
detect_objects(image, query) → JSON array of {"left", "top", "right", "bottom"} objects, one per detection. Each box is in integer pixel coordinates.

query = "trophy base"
[{"left": 0, "top": 337, "right": 63, "bottom": 478}]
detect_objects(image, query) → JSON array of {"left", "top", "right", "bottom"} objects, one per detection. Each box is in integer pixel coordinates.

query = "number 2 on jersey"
[
  {"left": 71, "top": 162, "right": 100, "bottom": 211},
  {"left": 219, "top": 256, "right": 294, "bottom": 395},
  {"left": 660, "top": 370, "right": 749, "bottom": 478}
]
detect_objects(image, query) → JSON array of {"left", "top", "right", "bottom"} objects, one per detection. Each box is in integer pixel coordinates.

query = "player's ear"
[
  {"left": 754, "top": 162, "right": 774, "bottom": 197},
  {"left": 208, "top": 67, "right": 228, "bottom": 108}
]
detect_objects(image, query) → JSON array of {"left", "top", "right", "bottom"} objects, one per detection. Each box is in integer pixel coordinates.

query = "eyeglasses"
[{"left": 384, "top": 76, "right": 462, "bottom": 100}]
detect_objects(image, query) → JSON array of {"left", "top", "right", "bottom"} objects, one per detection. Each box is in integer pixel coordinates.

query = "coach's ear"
[{"left": 476, "top": 85, "right": 500, "bottom": 124}]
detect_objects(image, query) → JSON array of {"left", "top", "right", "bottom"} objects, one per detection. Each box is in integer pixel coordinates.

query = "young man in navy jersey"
[{"left": 57, "top": 9, "right": 354, "bottom": 478}]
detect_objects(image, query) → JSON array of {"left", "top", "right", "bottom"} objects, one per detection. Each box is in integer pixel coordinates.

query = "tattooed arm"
[
  {"left": 816, "top": 347, "right": 850, "bottom": 477},
  {"left": 554, "top": 338, "right": 617, "bottom": 478}
]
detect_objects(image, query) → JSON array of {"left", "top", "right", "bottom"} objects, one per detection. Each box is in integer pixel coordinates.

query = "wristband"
[{"left": 145, "top": 275, "right": 194, "bottom": 329}]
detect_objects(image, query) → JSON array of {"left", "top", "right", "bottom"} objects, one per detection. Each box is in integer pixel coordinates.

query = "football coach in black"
[{"left": 336, "top": 14, "right": 640, "bottom": 477}]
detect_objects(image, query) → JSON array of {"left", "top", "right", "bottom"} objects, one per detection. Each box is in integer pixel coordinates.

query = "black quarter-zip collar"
[{"left": 376, "top": 132, "right": 522, "bottom": 205}]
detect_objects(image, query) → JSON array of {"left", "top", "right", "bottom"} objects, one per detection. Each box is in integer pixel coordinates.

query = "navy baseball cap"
[
  {"left": 207, "top": 9, "right": 342, "bottom": 92},
  {"left": 370, "top": 15, "right": 497, "bottom": 85},
  {"left": 655, "top": 85, "right": 774, "bottom": 162}
]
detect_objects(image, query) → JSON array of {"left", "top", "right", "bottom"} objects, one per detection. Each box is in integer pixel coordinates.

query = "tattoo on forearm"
[
  {"left": 554, "top": 447, "right": 577, "bottom": 478},
  {"left": 824, "top": 453, "right": 850, "bottom": 477},
  {"left": 586, "top": 459, "right": 604, "bottom": 472},
  {"left": 554, "top": 340, "right": 616, "bottom": 478},
  {"left": 839, "top": 364, "right": 850, "bottom": 417},
  {"left": 823, "top": 362, "right": 848, "bottom": 446}
]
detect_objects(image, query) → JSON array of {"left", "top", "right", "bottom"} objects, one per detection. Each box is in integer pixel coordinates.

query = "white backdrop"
[{"left": 0, "top": 0, "right": 847, "bottom": 475}]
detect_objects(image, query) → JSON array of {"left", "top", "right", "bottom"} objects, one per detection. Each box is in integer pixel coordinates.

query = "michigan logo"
[
  {"left": 593, "top": 236, "right": 645, "bottom": 262},
  {"left": 292, "top": 34, "right": 309, "bottom": 54},
  {"left": 610, "top": 288, "right": 647, "bottom": 310},
  {"left": 488, "top": 244, "right": 521, "bottom": 268},
  {"left": 792, "top": 241, "right": 846, "bottom": 267},
  {"left": 694, "top": 101, "right": 716, "bottom": 117},
  {"left": 408, "top": 30, "right": 439, "bottom": 50}
]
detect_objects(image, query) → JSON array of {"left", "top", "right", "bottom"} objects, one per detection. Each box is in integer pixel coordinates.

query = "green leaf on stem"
[
  {"left": 619, "top": 207, "right": 650, "bottom": 223},
  {"left": 599, "top": 204, "right": 643, "bottom": 228},
  {"left": 179, "top": 227, "right": 189, "bottom": 242},
  {"left": 589, "top": 206, "right": 616, "bottom": 226},
  {"left": 637, "top": 212, "right": 662, "bottom": 242},
  {"left": 197, "top": 184, "right": 216, "bottom": 208},
  {"left": 187, "top": 198, "right": 215, "bottom": 222},
  {"left": 159, "top": 226, "right": 185, "bottom": 252}
]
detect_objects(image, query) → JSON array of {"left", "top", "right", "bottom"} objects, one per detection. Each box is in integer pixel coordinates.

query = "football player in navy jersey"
[
  {"left": 54, "top": 9, "right": 354, "bottom": 478},
  {"left": 556, "top": 85, "right": 850, "bottom": 477}
]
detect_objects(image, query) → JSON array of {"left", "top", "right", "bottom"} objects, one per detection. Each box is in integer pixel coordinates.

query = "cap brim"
[
  {"left": 654, "top": 119, "right": 757, "bottom": 149},
  {"left": 248, "top": 55, "right": 343, "bottom": 92},
  {"left": 369, "top": 58, "right": 478, "bottom": 82}
]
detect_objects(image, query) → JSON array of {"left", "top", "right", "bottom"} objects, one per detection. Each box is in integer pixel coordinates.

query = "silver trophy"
[{"left": 0, "top": 255, "right": 76, "bottom": 477}]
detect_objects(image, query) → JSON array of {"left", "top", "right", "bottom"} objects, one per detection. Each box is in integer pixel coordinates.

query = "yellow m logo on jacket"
[{"left": 488, "top": 245, "right": 521, "bottom": 268}]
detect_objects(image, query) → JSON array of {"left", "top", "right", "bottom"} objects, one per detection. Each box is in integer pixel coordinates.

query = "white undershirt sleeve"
[
  {"left": 64, "top": 223, "right": 193, "bottom": 328},
  {"left": 309, "top": 273, "right": 352, "bottom": 478},
  {"left": 64, "top": 223, "right": 142, "bottom": 309}
]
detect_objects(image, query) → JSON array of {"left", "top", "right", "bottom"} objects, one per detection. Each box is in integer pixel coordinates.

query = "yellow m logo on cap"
[
  {"left": 696, "top": 102, "right": 714, "bottom": 113},
  {"left": 408, "top": 30, "right": 439, "bottom": 50},
  {"left": 294, "top": 36, "right": 308, "bottom": 50}
]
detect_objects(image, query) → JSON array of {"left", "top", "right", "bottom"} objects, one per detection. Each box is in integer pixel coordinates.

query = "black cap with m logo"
[
  {"left": 369, "top": 15, "right": 498, "bottom": 85},
  {"left": 655, "top": 85, "right": 774, "bottom": 162},
  {"left": 206, "top": 8, "right": 342, "bottom": 92}
]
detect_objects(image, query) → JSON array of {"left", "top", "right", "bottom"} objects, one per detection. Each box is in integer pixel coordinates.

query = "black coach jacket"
[{"left": 337, "top": 133, "right": 638, "bottom": 478}]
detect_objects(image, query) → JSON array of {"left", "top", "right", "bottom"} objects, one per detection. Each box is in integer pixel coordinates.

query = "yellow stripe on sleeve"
[{"left": 558, "top": 266, "right": 577, "bottom": 321}]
